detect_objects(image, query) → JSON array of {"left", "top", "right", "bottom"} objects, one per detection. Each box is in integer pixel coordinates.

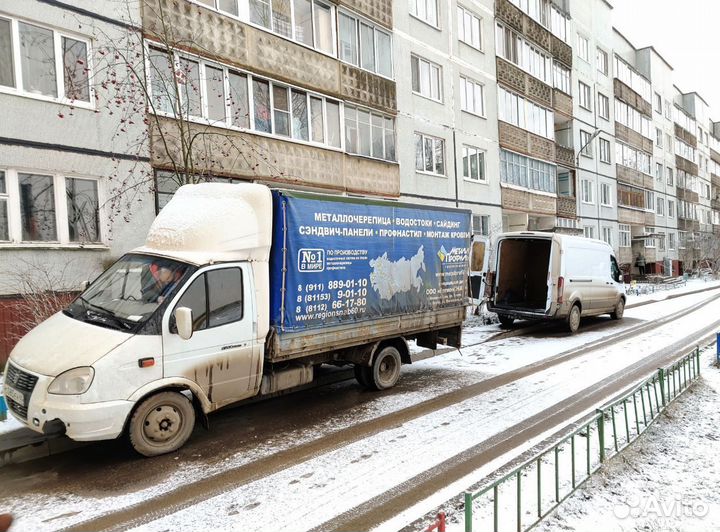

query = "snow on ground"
[
  {"left": 121, "top": 296, "right": 720, "bottom": 532},
  {"left": 2, "top": 284, "right": 719, "bottom": 531},
  {"left": 624, "top": 277, "right": 720, "bottom": 305},
  {"left": 534, "top": 346, "right": 720, "bottom": 532}
]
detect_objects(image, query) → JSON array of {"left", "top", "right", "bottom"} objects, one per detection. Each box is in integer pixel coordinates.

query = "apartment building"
[
  {"left": 570, "top": 0, "right": 616, "bottom": 247},
  {"left": 493, "top": 0, "right": 576, "bottom": 233},
  {"left": 394, "top": 0, "right": 502, "bottom": 238},
  {"left": 0, "top": 1, "right": 155, "bottom": 359},
  {"left": 145, "top": 0, "right": 399, "bottom": 203}
]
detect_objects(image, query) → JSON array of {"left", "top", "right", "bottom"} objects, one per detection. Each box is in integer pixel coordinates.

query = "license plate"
[{"left": 4, "top": 385, "right": 24, "bottom": 407}]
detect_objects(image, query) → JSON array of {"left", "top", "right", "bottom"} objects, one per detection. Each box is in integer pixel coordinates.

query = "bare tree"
[{"left": 64, "top": 0, "right": 285, "bottom": 228}]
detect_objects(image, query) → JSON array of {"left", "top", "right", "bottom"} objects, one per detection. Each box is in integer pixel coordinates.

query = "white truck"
[
  {"left": 3, "top": 184, "right": 472, "bottom": 455},
  {"left": 485, "top": 232, "right": 625, "bottom": 333}
]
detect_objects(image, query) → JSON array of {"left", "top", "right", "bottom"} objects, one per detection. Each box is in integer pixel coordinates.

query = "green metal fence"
[{"left": 463, "top": 346, "right": 702, "bottom": 532}]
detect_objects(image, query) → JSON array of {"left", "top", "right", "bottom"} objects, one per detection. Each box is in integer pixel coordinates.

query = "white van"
[{"left": 485, "top": 232, "right": 625, "bottom": 333}]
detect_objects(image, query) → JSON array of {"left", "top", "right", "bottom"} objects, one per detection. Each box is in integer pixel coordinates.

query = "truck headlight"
[{"left": 48, "top": 367, "right": 95, "bottom": 395}]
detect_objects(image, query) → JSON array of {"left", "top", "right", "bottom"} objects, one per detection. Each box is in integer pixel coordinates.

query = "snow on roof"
[{"left": 135, "top": 182, "right": 273, "bottom": 265}]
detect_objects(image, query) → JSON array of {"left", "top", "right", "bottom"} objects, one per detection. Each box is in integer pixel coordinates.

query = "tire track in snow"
[{"left": 62, "top": 291, "right": 720, "bottom": 532}]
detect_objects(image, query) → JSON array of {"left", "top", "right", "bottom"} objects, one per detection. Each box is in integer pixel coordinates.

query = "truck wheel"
[
  {"left": 566, "top": 304, "right": 581, "bottom": 334},
  {"left": 369, "top": 346, "right": 402, "bottom": 390},
  {"left": 498, "top": 315, "right": 514, "bottom": 329},
  {"left": 128, "top": 391, "right": 196, "bottom": 457},
  {"left": 354, "top": 364, "right": 373, "bottom": 390},
  {"left": 611, "top": 298, "right": 625, "bottom": 320}
]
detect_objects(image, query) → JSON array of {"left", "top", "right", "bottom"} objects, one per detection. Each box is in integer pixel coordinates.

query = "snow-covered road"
[{"left": 1, "top": 285, "right": 719, "bottom": 532}]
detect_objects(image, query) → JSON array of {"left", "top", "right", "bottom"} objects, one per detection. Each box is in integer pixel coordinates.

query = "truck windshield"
[{"left": 65, "top": 254, "right": 192, "bottom": 331}]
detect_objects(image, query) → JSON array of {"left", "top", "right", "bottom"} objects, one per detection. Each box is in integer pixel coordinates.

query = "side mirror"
[{"left": 175, "top": 307, "right": 193, "bottom": 340}]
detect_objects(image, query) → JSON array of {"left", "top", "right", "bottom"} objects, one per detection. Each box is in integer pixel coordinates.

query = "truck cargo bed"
[{"left": 266, "top": 306, "right": 465, "bottom": 362}]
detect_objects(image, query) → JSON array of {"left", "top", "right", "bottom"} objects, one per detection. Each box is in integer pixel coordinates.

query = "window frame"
[
  {"left": 462, "top": 145, "right": 486, "bottom": 183},
  {"left": 599, "top": 137, "right": 611, "bottom": 164},
  {"left": 0, "top": 15, "right": 95, "bottom": 108},
  {"left": 411, "top": 54, "right": 443, "bottom": 102},
  {"left": 600, "top": 182, "right": 611, "bottom": 206},
  {"left": 410, "top": 0, "right": 440, "bottom": 28},
  {"left": 460, "top": 75, "right": 485, "bottom": 117},
  {"left": 457, "top": 6, "right": 482, "bottom": 51},
  {"left": 578, "top": 81, "right": 592, "bottom": 111},
  {"left": 415, "top": 132, "right": 446, "bottom": 177},
  {"left": 145, "top": 40, "right": 349, "bottom": 155},
  {"left": 577, "top": 33, "right": 589, "bottom": 62},
  {"left": 0, "top": 167, "right": 105, "bottom": 247},
  {"left": 337, "top": 9, "right": 393, "bottom": 79},
  {"left": 596, "top": 47, "right": 608, "bottom": 75},
  {"left": 619, "top": 224, "right": 631, "bottom": 247},
  {"left": 190, "top": 0, "right": 338, "bottom": 58},
  {"left": 173, "top": 266, "right": 245, "bottom": 332},
  {"left": 581, "top": 179, "right": 594, "bottom": 204},
  {"left": 597, "top": 92, "right": 609, "bottom": 120},
  {"left": 344, "top": 103, "right": 396, "bottom": 162}
]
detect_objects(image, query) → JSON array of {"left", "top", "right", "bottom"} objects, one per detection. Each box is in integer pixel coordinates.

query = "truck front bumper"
[{"left": 5, "top": 363, "right": 133, "bottom": 442}]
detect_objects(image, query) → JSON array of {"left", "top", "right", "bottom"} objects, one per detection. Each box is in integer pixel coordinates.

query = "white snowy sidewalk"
[{"left": 534, "top": 346, "right": 720, "bottom": 532}]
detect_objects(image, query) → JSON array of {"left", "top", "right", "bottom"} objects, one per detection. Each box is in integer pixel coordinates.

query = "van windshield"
[{"left": 65, "top": 254, "right": 193, "bottom": 331}]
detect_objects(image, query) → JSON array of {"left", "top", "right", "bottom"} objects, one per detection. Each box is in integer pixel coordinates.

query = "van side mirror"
[{"left": 175, "top": 307, "right": 193, "bottom": 340}]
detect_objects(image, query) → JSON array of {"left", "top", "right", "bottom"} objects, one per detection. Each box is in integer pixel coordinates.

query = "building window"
[
  {"left": 584, "top": 225, "right": 595, "bottom": 239},
  {"left": 614, "top": 99, "right": 652, "bottom": 139},
  {"left": 462, "top": 145, "right": 485, "bottom": 182},
  {"left": 600, "top": 182, "right": 611, "bottom": 206},
  {"left": 655, "top": 128, "right": 663, "bottom": 148},
  {"left": 655, "top": 92, "right": 661, "bottom": 113},
  {"left": 148, "top": 46, "right": 346, "bottom": 152},
  {"left": 339, "top": 11, "right": 392, "bottom": 78},
  {"left": 458, "top": 7, "right": 482, "bottom": 50},
  {"left": 596, "top": 48, "right": 608, "bottom": 75},
  {"left": 578, "top": 81, "right": 591, "bottom": 110},
  {"left": 199, "top": 0, "right": 335, "bottom": 55},
  {"left": 496, "top": 23, "right": 552, "bottom": 85},
  {"left": 499, "top": 149, "right": 556, "bottom": 193},
  {"left": 557, "top": 171, "right": 573, "bottom": 197},
  {"left": 411, "top": 0, "right": 438, "bottom": 27},
  {"left": 619, "top": 224, "right": 631, "bottom": 247},
  {"left": 655, "top": 163, "right": 663, "bottom": 181},
  {"left": 581, "top": 179, "right": 594, "bottom": 204},
  {"left": 0, "top": 17, "right": 92, "bottom": 104},
  {"left": 614, "top": 55, "right": 652, "bottom": 102},
  {"left": 668, "top": 199, "right": 675, "bottom": 218},
  {"left": 577, "top": 34, "right": 589, "bottom": 62},
  {"left": 411, "top": 54, "right": 442, "bottom": 101},
  {"left": 553, "top": 61, "right": 570, "bottom": 94},
  {"left": 645, "top": 226, "right": 655, "bottom": 248},
  {"left": 66, "top": 177, "right": 100, "bottom": 242},
  {"left": 0, "top": 169, "right": 102, "bottom": 244},
  {"left": 597, "top": 93, "right": 609, "bottom": 120},
  {"left": 615, "top": 141, "right": 652, "bottom": 175},
  {"left": 550, "top": 4, "right": 567, "bottom": 42},
  {"left": 472, "top": 214, "right": 489, "bottom": 235},
  {"left": 344, "top": 105, "right": 395, "bottom": 161},
  {"left": 657, "top": 196, "right": 665, "bottom": 216},
  {"left": 599, "top": 138, "right": 610, "bottom": 163},
  {"left": 657, "top": 232, "right": 665, "bottom": 251},
  {"left": 498, "top": 87, "right": 554, "bottom": 140},
  {"left": 644, "top": 190, "right": 655, "bottom": 213},
  {"left": 580, "top": 130, "right": 593, "bottom": 158},
  {"left": 415, "top": 133, "right": 445, "bottom": 176},
  {"left": 617, "top": 184, "right": 646, "bottom": 209},
  {"left": 664, "top": 99, "right": 671, "bottom": 119},
  {"left": 460, "top": 76, "right": 484, "bottom": 116},
  {"left": 602, "top": 226, "right": 612, "bottom": 246},
  {"left": 668, "top": 232, "right": 675, "bottom": 250}
]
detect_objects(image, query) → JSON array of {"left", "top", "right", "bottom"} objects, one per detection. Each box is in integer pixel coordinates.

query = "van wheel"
[
  {"left": 611, "top": 298, "right": 625, "bottom": 320},
  {"left": 566, "top": 304, "right": 581, "bottom": 334},
  {"left": 128, "top": 391, "right": 196, "bottom": 457},
  {"left": 354, "top": 364, "right": 373, "bottom": 390},
  {"left": 368, "top": 346, "right": 402, "bottom": 390},
  {"left": 498, "top": 315, "right": 514, "bottom": 329}
]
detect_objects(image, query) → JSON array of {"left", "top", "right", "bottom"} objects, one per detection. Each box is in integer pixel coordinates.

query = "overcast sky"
[{"left": 610, "top": 0, "right": 720, "bottom": 121}]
